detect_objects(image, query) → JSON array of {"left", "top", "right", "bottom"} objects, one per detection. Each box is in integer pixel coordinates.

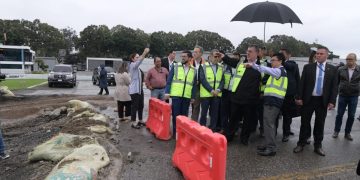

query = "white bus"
[{"left": 0, "top": 44, "right": 35, "bottom": 74}]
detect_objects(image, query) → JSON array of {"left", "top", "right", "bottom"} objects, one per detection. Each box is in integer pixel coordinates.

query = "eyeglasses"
[
  {"left": 346, "top": 58, "right": 355, "bottom": 61},
  {"left": 214, "top": 56, "right": 219, "bottom": 58}
]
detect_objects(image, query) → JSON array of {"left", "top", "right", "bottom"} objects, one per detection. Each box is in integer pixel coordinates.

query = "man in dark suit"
[
  {"left": 161, "top": 50, "right": 176, "bottom": 72},
  {"left": 293, "top": 47, "right": 338, "bottom": 156}
]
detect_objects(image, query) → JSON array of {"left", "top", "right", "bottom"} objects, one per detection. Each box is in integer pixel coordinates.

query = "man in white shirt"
[{"left": 294, "top": 47, "right": 338, "bottom": 156}]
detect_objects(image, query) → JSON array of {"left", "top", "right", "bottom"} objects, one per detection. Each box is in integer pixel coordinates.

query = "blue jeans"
[
  {"left": 171, "top": 97, "right": 191, "bottom": 135},
  {"left": 150, "top": 88, "right": 165, "bottom": 101},
  {"left": 200, "top": 97, "right": 220, "bottom": 131},
  {"left": 0, "top": 127, "right": 5, "bottom": 155},
  {"left": 335, "top": 96, "right": 358, "bottom": 134}
]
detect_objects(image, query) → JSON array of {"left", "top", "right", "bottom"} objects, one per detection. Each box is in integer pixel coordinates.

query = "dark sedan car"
[{"left": 92, "top": 66, "right": 116, "bottom": 86}]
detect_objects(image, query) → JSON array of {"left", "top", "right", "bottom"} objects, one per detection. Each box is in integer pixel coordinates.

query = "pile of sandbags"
[
  {"left": 29, "top": 100, "right": 115, "bottom": 179},
  {"left": 28, "top": 133, "right": 110, "bottom": 180}
]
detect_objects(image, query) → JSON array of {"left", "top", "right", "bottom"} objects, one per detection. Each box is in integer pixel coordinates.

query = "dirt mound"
[{"left": 0, "top": 95, "right": 121, "bottom": 180}]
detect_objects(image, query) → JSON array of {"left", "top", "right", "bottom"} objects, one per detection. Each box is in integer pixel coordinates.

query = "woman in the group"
[
  {"left": 114, "top": 62, "right": 131, "bottom": 121},
  {"left": 128, "top": 47, "right": 150, "bottom": 129}
]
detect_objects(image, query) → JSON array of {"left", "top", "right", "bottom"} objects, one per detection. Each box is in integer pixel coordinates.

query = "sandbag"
[
  {"left": 46, "top": 144, "right": 110, "bottom": 180},
  {"left": 28, "top": 133, "right": 97, "bottom": 162},
  {"left": 89, "top": 114, "right": 107, "bottom": 123},
  {"left": 67, "top": 100, "right": 94, "bottom": 116},
  {"left": 87, "top": 125, "right": 113, "bottom": 134},
  {"left": 73, "top": 110, "right": 95, "bottom": 119},
  {"left": 0, "top": 86, "right": 15, "bottom": 97}
]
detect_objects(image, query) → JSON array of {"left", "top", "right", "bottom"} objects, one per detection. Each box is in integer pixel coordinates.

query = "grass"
[{"left": 0, "top": 79, "right": 47, "bottom": 90}]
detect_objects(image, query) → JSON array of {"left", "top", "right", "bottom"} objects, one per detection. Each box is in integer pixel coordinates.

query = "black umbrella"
[{"left": 231, "top": 1, "right": 302, "bottom": 42}]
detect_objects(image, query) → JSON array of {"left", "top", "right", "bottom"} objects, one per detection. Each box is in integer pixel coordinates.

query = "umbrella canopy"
[{"left": 231, "top": 1, "right": 302, "bottom": 42}]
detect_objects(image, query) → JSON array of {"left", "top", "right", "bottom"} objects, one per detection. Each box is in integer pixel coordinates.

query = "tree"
[
  {"left": 110, "top": 25, "right": 149, "bottom": 58},
  {"left": 61, "top": 27, "right": 78, "bottom": 54},
  {"left": 34, "top": 58, "right": 48, "bottom": 71},
  {"left": 77, "top": 25, "right": 112, "bottom": 58},
  {"left": 267, "top": 35, "right": 307, "bottom": 56},
  {"left": 0, "top": 19, "right": 66, "bottom": 56},
  {"left": 149, "top": 31, "right": 186, "bottom": 57},
  {"left": 150, "top": 31, "right": 166, "bottom": 56},
  {"left": 184, "top": 30, "right": 234, "bottom": 52},
  {"left": 235, "top": 36, "right": 264, "bottom": 54}
]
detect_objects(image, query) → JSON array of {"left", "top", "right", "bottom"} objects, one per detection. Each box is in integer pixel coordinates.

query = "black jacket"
[
  {"left": 283, "top": 60, "right": 300, "bottom": 97},
  {"left": 161, "top": 58, "right": 170, "bottom": 72},
  {"left": 337, "top": 65, "right": 360, "bottom": 96},
  {"left": 222, "top": 55, "right": 261, "bottom": 105},
  {"left": 298, "top": 63, "right": 338, "bottom": 106}
]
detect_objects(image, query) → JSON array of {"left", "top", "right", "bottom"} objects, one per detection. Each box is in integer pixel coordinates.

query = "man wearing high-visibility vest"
[
  {"left": 245, "top": 53, "right": 288, "bottom": 156},
  {"left": 217, "top": 45, "right": 262, "bottom": 145},
  {"left": 198, "top": 49, "right": 224, "bottom": 131},
  {"left": 165, "top": 50, "right": 197, "bottom": 137},
  {"left": 218, "top": 52, "right": 239, "bottom": 134}
]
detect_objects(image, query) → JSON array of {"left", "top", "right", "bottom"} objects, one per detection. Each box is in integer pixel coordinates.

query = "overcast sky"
[{"left": 1, "top": 0, "right": 359, "bottom": 58}]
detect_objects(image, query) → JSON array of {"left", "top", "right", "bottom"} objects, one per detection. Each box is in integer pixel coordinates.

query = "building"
[
  {"left": 0, "top": 44, "right": 35, "bottom": 74},
  {"left": 33, "top": 57, "right": 58, "bottom": 72}
]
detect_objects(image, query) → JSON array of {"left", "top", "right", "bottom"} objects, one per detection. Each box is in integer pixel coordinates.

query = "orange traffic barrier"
[
  {"left": 146, "top": 98, "right": 172, "bottom": 140},
  {"left": 172, "top": 116, "right": 227, "bottom": 180}
]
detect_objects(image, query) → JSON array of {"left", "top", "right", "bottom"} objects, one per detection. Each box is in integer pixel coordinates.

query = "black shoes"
[
  {"left": 314, "top": 148, "right": 325, "bottom": 156},
  {"left": 240, "top": 139, "right": 248, "bottom": 146},
  {"left": 257, "top": 147, "right": 276, "bottom": 156},
  {"left": 282, "top": 135, "right": 289, "bottom": 142},
  {"left": 293, "top": 145, "right": 304, "bottom": 153},
  {"left": 333, "top": 132, "right": 353, "bottom": 141},
  {"left": 138, "top": 121, "right": 146, "bottom": 127},
  {"left": 131, "top": 123, "right": 141, "bottom": 129},
  {"left": 0, "top": 153, "right": 10, "bottom": 160},
  {"left": 257, "top": 145, "right": 266, "bottom": 151},
  {"left": 345, "top": 134, "right": 353, "bottom": 141},
  {"left": 332, "top": 132, "right": 339, "bottom": 138}
]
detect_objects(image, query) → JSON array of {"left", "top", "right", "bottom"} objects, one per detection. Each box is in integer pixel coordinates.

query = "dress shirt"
[{"left": 312, "top": 61, "right": 326, "bottom": 96}]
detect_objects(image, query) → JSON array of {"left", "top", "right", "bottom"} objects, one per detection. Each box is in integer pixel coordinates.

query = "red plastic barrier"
[
  {"left": 146, "top": 98, "right": 172, "bottom": 140},
  {"left": 172, "top": 116, "right": 227, "bottom": 180}
]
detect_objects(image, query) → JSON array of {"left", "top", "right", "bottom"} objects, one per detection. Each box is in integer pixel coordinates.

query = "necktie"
[{"left": 316, "top": 63, "right": 324, "bottom": 95}]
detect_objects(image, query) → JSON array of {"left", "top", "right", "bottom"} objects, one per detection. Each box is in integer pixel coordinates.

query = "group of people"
[
  {"left": 1, "top": 45, "right": 358, "bottom": 163},
  {"left": 108, "top": 45, "right": 359, "bottom": 158}
]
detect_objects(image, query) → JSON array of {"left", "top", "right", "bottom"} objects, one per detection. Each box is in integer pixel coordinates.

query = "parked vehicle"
[
  {"left": 48, "top": 64, "right": 77, "bottom": 88},
  {"left": 92, "top": 66, "right": 116, "bottom": 86}
]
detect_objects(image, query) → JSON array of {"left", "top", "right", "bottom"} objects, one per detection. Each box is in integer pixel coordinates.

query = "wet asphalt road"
[{"left": 13, "top": 72, "right": 360, "bottom": 180}]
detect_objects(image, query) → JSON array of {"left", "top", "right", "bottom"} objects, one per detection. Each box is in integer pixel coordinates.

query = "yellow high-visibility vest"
[
  {"left": 260, "top": 58, "right": 268, "bottom": 93},
  {"left": 223, "top": 64, "right": 233, "bottom": 91},
  {"left": 264, "top": 67, "right": 288, "bottom": 99},
  {"left": 200, "top": 62, "right": 223, "bottom": 97},
  {"left": 170, "top": 62, "right": 195, "bottom": 99},
  {"left": 229, "top": 63, "right": 246, "bottom": 92}
]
